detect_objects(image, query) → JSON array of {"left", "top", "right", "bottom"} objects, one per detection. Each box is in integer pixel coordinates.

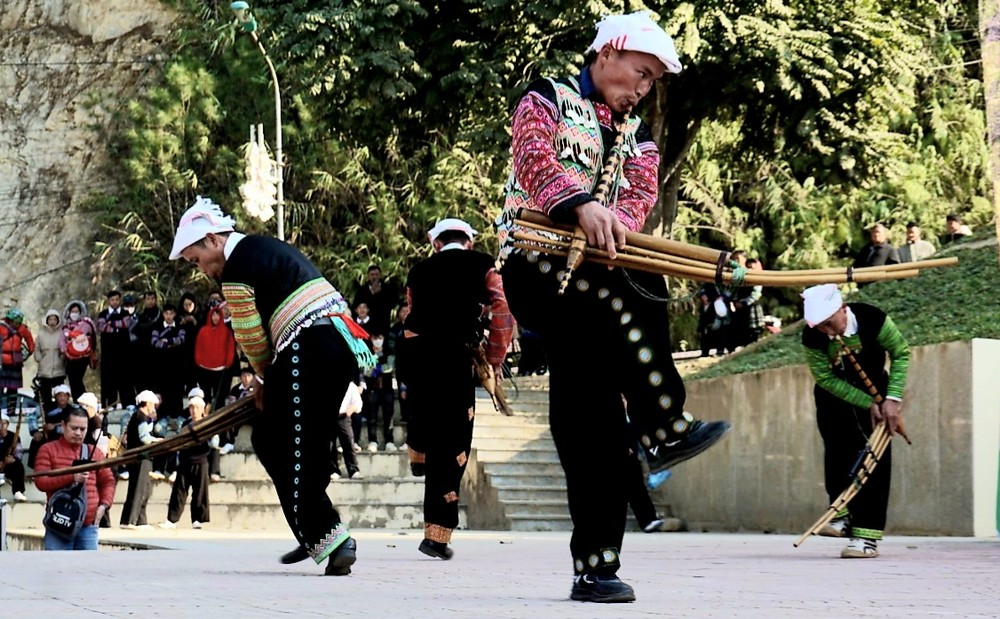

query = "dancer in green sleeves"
[{"left": 801, "top": 283, "right": 910, "bottom": 558}]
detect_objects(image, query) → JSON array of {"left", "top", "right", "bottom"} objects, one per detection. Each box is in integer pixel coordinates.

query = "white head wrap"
[
  {"left": 1, "top": 412, "right": 9, "bottom": 423},
  {"left": 428, "top": 218, "right": 478, "bottom": 243},
  {"left": 188, "top": 387, "right": 206, "bottom": 399},
  {"left": 187, "top": 396, "right": 205, "bottom": 409},
  {"left": 76, "top": 392, "right": 99, "bottom": 411},
  {"left": 169, "top": 196, "right": 237, "bottom": 260},
  {"left": 801, "top": 284, "right": 844, "bottom": 327},
  {"left": 52, "top": 384, "right": 72, "bottom": 397},
  {"left": 586, "top": 11, "right": 683, "bottom": 74},
  {"left": 136, "top": 390, "right": 161, "bottom": 405}
]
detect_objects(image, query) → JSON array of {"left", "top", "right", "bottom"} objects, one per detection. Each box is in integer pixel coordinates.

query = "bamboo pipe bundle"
[
  {"left": 512, "top": 233, "right": 922, "bottom": 287},
  {"left": 29, "top": 396, "right": 261, "bottom": 478},
  {"left": 793, "top": 423, "right": 891, "bottom": 547},
  {"left": 513, "top": 210, "right": 958, "bottom": 287}
]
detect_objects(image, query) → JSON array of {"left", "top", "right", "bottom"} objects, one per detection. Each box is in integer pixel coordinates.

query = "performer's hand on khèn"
[
  {"left": 880, "top": 399, "right": 902, "bottom": 436},
  {"left": 869, "top": 401, "right": 882, "bottom": 428},
  {"left": 575, "top": 201, "right": 626, "bottom": 259}
]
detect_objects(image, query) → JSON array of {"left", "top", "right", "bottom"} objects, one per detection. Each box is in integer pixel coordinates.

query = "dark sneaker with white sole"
[
  {"left": 647, "top": 420, "right": 732, "bottom": 473},
  {"left": 280, "top": 545, "right": 310, "bottom": 565},
  {"left": 570, "top": 573, "right": 636, "bottom": 603}
]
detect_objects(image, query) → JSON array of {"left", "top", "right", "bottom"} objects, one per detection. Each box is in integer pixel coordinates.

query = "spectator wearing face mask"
[{"left": 60, "top": 300, "right": 98, "bottom": 400}]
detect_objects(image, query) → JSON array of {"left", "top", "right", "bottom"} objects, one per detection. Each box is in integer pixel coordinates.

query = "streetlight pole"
[{"left": 231, "top": 1, "right": 284, "bottom": 241}]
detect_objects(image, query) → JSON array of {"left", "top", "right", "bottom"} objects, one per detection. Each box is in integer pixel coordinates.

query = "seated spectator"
[
  {"left": 0, "top": 411, "right": 28, "bottom": 501},
  {"left": 28, "top": 385, "right": 73, "bottom": 468},
  {"left": 897, "top": 221, "right": 936, "bottom": 263},
  {"left": 939, "top": 212, "right": 972, "bottom": 246},
  {"left": 33, "top": 406, "right": 116, "bottom": 550}
]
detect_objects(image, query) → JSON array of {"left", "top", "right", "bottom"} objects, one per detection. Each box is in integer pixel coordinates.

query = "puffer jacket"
[
  {"left": 35, "top": 310, "right": 66, "bottom": 378},
  {"left": 33, "top": 437, "right": 116, "bottom": 526},
  {"left": 60, "top": 300, "right": 97, "bottom": 360}
]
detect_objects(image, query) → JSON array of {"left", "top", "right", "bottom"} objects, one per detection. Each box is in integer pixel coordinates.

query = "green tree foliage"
[{"left": 90, "top": 0, "right": 989, "bottom": 339}]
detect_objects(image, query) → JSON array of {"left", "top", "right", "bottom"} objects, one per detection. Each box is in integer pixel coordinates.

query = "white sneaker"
[
  {"left": 350, "top": 471, "right": 363, "bottom": 480},
  {"left": 352, "top": 443, "right": 362, "bottom": 453},
  {"left": 192, "top": 521, "right": 203, "bottom": 529},
  {"left": 220, "top": 443, "right": 235, "bottom": 455},
  {"left": 336, "top": 445, "right": 343, "bottom": 453},
  {"left": 158, "top": 521, "right": 177, "bottom": 529},
  {"left": 0, "top": 474, "right": 6, "bottom": 486},
  {"left": 330, "top": 472, "right": 341, "bottom": 480},
  {"left": 13, "top": 491, "right": 28, "bottom": 502},
  {"left": 149, "top": 471, "right": 165, "bottom": 481},
  {"left": 841, "top": 538, "right": 879, "bottom": 558},
  {"left": 121, "top": 524, "right": 136, "bottom": 530},
  {"left": 385, "top": 442, "right": 397, "bottom": 452},
  {"left": 135, "top": 524, "right": 154, "bottom": 531},
  {"left": 643, "top": 518, "right": 664, "bottom": 533},
  {"left": 118, "top": 471, "right": 130, "bottom": 480},
  {"left": 210, "top": 473, "right": 222, "bottom": 482},
  {"left": 167, "top": 471, "right": 177, "bottom": 483},
  {"left": 817, "top": 514, "right": 851, "bottom": 538},
  {"left": 367, "top": 442, "right": 379, "bottom": 453}
]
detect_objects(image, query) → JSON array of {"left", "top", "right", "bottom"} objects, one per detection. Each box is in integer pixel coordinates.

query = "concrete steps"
[{"left": 466, "top": 382, "right": 676, "bottom": 532}]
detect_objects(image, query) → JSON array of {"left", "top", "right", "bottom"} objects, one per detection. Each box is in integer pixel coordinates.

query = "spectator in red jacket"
[
  {"left": 33, "top": 406, "right": 116, "bottom": 550},
  {"left": 194, "top": 303, "right": 237, "bottom": 410},
  {"left": 0, "top": 308, "right": 35, "bottom": 414}
]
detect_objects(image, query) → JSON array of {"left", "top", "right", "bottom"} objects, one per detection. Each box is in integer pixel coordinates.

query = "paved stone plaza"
[{"left": 2, "top": 530, "right": 998, "bottom": 618}]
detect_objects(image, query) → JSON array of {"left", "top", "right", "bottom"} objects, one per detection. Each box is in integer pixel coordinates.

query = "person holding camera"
[{"left": 32, "top": 406, "right": 115, "bottom": 550}]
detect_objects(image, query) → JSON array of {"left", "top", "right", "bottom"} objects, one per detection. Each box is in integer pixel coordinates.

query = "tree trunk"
[
  {"left": 981, "top": 0, "right": 1000, "bottom": 261},
  {"left": 644, "top": 79, "right": 703, "bottom": 239}
]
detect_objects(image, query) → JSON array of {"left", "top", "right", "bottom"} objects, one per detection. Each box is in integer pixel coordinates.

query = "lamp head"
[{"left": 230, "top": 1, "right": 257, "bottom": 32}]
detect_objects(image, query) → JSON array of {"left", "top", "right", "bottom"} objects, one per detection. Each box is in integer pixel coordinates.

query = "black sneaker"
[
  {"left": 647, "top": 420, "right": 731, "bottom": 473},
  {"left": 411, "top": 462, "right": 426, "bottom": 477},
  {"left": 570, "top": 573, "right": 636, "bottom": 603},
  {"left": 280, "top": 545, "right": 310, "bottom": 565},
  {"left": 324, "top": 537, "right": 357, "bottom": 576},
  {"left": 418, "top": 538, "right": 454, "bottom": 560}
]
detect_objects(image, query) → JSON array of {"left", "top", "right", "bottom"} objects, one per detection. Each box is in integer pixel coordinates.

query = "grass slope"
[{"left": 688, "top": 237, "right": 1000, "bottom": 381}]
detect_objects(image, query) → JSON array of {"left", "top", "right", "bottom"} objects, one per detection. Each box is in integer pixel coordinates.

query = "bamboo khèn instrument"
[
  {"left": 514, "top": 210, "right": 957, "bottom": 288},
  {"left": 28, "top": 395, "right": 260, "bottom": 478}
]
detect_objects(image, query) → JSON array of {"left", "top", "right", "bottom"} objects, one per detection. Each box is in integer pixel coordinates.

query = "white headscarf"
[
  {"left": 801, "top": 284, "right": 843, "bottom": 327},
  {"left": 428, "top": 218, "right": 478, "bottom": 243},
  {"left": 586, "top": 11, "right": 683, "bottom": 74},
  {"left": 169, "top": 196, "right": 237, "bottom": 260}
]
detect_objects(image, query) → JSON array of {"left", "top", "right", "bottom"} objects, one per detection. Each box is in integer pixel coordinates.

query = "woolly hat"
[
  {"left": 801, "top": 284, "right": 843, "bottom": 327},
  {"left": 169, "top": 196, "right": 237, "bottom": 260},
  {"left": 586, "top": 12, "right": 683, "bottom": 74}
]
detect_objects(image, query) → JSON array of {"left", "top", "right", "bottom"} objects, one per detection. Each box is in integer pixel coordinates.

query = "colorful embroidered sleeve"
[
  {"left": 484, "top": 269, "right": 515, "bottom": 366},
  {"left": 222, "top": 283, "right": 272, "bottom": 376},
  {"left": 878, "top": 315, "right": 909, "bottom": 400},
  {"left": 613, "top": 133, "right": 659, "bottom": 232},
  {"left": 510, "top": 92, "right": 594, "bottom": 216},
  {"left": 804, "top": 346, "right": 873, "bottom": 409}
]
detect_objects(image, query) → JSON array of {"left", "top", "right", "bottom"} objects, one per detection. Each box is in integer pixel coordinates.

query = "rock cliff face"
[{"left": 0, "top": 0, "right": 177, "bottom": 331}]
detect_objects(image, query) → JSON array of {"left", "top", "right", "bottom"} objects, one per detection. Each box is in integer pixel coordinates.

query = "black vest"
[{"left": 405, "top": 249, "right": 496, "bottom": 345}]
